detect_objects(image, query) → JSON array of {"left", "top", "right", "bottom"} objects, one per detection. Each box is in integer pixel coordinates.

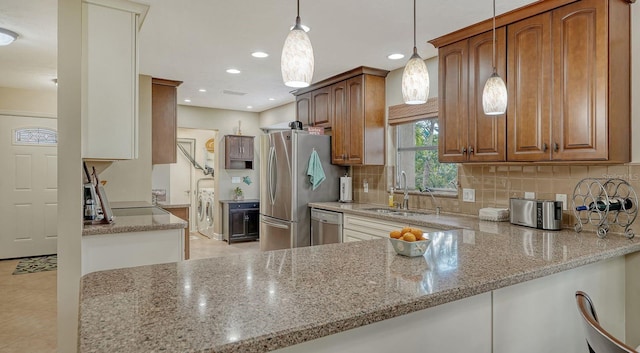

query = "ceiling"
[{"left": 0, "top": 0, "right": 537, "bottom": 113}]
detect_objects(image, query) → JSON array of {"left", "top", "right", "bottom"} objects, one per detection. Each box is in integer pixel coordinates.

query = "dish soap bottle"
[{"left": 388, "top": 187, "right": 395, "bottom": 207}]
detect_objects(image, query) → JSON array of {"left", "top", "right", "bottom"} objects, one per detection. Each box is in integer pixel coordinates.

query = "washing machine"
[
  {"left": 196, "top": 178, "right": 214, "bottom": 237},
  {"left": 201, "top": 187, "right": 215, "bottom": 239}
]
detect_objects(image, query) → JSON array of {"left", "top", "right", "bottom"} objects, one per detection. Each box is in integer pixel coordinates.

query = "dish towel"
[{"left": 307, "top": 149, "right": 326, "bottom": 190}]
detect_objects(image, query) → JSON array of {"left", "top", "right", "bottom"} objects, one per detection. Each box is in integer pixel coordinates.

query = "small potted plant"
[{"left": 233, "top": 187, "right": 244, "bottom": 201}]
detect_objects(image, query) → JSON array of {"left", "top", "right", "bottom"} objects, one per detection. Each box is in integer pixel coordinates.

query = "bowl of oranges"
[{"left": 389, "top": 227, "right": 431, "bottom": 257}]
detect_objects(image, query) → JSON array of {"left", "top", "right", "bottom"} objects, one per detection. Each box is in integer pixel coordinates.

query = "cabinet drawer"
[
  {"left": 228, "top": 202, "right": 259, "bottom": 210},
  {"left": 343, "top": 229, "right": 373, "bottom": 242},
  {"left": 343, "top": 214, "right": 438, "bottom": 239}
]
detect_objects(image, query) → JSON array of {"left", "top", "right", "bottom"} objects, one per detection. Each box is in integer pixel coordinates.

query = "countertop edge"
[{"left": 212, "top": 240, "right": 640, "bottom": 353}]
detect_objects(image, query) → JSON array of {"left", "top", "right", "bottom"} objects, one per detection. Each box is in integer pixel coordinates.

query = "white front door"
[{"left": 0, "top": 115, "right": 58, "bottom": 259}]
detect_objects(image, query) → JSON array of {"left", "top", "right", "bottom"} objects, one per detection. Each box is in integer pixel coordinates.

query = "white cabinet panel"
[
  {"left": 274, "top": 292, "right": 492, "bottom": 353},
  {"left": 82, "top": 0, "right": 147, "bottom": 160},
  {"left": 343, "top": 214, "right": 440, "bottom": 240},
  {"left": 82, "top": 228, "right": 184, "bottom": 275},
  {"left": 493, "top": 257, "right": 625, "bottom": 353}
]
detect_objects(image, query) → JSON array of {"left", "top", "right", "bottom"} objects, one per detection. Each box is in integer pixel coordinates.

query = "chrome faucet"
[
  {"left": 422, "top": 187, "right": 441, "bottom": 215},
  {"left": 401, "top": 171, "right": 409, "bottom": 210}
]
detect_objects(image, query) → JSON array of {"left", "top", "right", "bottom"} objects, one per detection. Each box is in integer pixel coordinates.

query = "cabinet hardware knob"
[
  {"left": 542, "top": 143, "right": 548, "bottom": 152},
  {"left": 553, "top": 143, "right": 559, "bottom": 152},
  {"left": 462, "top": 147, "right": 467, "bottom": 154},
  {"left": 469, "top": 146, "right": 474, "bottom": 154}
]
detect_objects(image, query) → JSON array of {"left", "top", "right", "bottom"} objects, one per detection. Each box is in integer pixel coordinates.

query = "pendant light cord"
[
  {"left": 297, "top": 0, "right": 300, "bottom": 17},
  {"left": 492, "top": 0, "right": 496, "bottom": 72},
  {"left": 413, "top": 0, "right": 417, "bottom": 51}
]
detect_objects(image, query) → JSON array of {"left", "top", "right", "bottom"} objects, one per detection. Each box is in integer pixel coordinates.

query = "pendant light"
[
  {"left": 401, "top": 0, "right": 429, "bottom": 105},
  {"left": 482, "top": 0, "right": 508, "bottom": 115},
  {"left": 281, "top": 0, "right": 314, "bottom": 88},
  {"left": 0, "top": 28, "right": 18, "bottom": 46}
]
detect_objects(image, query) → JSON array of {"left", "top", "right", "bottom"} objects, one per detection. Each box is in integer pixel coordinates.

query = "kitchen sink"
[
  {"left": 362, "top": 208, "right": 430, "bottom": 217},
  {"left": 389, "top": 211, "right": 429, "bottom": 217},
  {"left": 363, "top": 207, "right": 397, "bottom": 214}
]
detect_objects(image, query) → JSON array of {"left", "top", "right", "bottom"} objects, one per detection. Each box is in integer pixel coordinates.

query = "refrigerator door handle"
[
  {"left": 261, "top": 218, "right": 289, "bottom": 229},
  {"left": 268, "top": 145, "right": 276, "bottom": 205}
]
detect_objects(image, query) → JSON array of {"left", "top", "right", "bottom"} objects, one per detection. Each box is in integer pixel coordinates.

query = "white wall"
[
  {"left": 0, "top": 86, "right": 57, "bottom": 117},
  {"left": 177, "top": 105, "right": 262, "bottom": 235},
  {"left": 58, "top": 0, "right": 83, "bottom": 351},
  {"left": 259, "top": 102, "right": 295, "bottom": 128}
]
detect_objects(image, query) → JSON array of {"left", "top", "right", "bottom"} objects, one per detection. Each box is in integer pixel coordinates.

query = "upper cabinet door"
[
  {"left": 345, "top": 76, "right": 364, "bottom": 165},
  {"left": 310, "top": 86, "right": 331, "bottom": 127},
  {"left": 295, "top": 93, "right": 311, "bottom": 127},
  {"left": 468, "top": 27, "right": 506, "bottom": 162},
  {"left": 83, "top": 1, "right": 143, "bottom": 160},
  {"left": 506, "top": 12, "right": 552, "bottom": 162},
  {"left": 438, "top": 40, "right": 469, "bottom": 163},
  {"left": 551, "top": 0, "right": 607, "bottom": 161}
]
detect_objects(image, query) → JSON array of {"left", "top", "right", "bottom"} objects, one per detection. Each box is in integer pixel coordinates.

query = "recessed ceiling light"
[
  {"left": 198, "top": 88, "right": 207, "bottom": 92},
  {"left": 290, "top": 24, "right": 310, "bottom": 32},
  {"left": 0, "top": 28, "right": 18, "bottom": 46},
  {"left": 184, "top": 99, "right": 191, "bottom": 103},
  {"left": 268, "top": 98, "right": 275, "bottom": 101},
  {"left": 251, "top": 51, "right": 269, "bottom": 58},
  {"left": 387, "top": 53, "right": 405, "bottom": 60},
  {"left": 226, "top": 68, "right": 241, "bottom": 74},
  {"left": 246, "top": 105, "right": 253, "bottom": 109}
]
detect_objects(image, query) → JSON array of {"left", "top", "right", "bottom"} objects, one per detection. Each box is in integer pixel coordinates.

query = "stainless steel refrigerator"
[{"left": 260, "top": 130, "right": 344, "bottom": 251}]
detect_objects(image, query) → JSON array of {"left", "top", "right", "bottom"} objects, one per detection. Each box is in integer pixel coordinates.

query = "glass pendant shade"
[
  {"left": 281, "top": 22, "right": 314, "bottom": 88},
  {"left": 0, "top": 28, "right": 18, "bottom": 46},
  {"left": 402, "top": 51, "right": 429, "bottom": 105},
  {"left": 482, "top": 72, "right": 508, "bottom": 115}
]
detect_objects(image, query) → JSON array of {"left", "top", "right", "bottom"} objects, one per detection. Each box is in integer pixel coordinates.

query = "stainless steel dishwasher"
[{"left": 310, "top": 208, "right": 343, "bottom": 245}]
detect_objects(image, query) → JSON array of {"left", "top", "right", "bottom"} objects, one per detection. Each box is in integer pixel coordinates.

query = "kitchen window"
[
  {"left": 395, "top": 118, "right": 457, "bottom": 193},
  {"left": 389, "top": 98, "right": 457, "bottom": 195}
]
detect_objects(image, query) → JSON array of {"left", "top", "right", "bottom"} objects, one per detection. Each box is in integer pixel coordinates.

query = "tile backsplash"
[{"left": 352, "top": 164, "right": 640, "bottom": 234}]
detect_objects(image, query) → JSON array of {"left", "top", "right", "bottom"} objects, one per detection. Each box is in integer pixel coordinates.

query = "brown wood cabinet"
[
  {"left": 151, "top": 78, "right": 182, "bottom": 164},
  {"left": 224, "top": 135, "right": 254, "bottom": 169},
  {"left": 295, "top": 92, "right": 311, "bottom": 126},
  {"left": 431, "top": 0, "right": 631, "bottom": 164},
  {"left": 438, "top": 28, "right": 506, "bottom": 163},
  {"left": 161, "top": 206, "right": 190, "bottom": 260},
  {"left": 294, "top": 67, "right": 388, "bottom": 166}
]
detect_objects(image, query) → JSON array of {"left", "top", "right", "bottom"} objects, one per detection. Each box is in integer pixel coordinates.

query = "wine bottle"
[{"left": 575, "top": 198, "right": 633, "bottom": 212}]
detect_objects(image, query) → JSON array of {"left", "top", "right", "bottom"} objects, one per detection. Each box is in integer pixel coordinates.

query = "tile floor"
[
  {"left": 0, "top": 257, "right": 57, "bottom": 353},
  {"left": 0, "top": 233, "right": 259, "bottom": 352},
  {"left": 189, "top": 233, "right": 261, "bottom": 259}
]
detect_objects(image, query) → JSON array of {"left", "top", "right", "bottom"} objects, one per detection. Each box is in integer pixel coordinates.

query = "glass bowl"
[{"left": 388, "top": 237, "right": 431, "bottom": 257}]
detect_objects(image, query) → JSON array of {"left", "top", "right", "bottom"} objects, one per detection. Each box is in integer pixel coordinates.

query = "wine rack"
[{"left": 572, "top": 178, "right": 637, "bottom": 239}]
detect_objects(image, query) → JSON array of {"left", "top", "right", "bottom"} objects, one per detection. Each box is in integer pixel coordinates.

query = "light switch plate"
[
  {"left": 462, "top": 188, "right": 475, "bottom": 202},
  {"left": 525, "top": 192, "right": 535, "bottom": 199},
  {"left": 556, "top": 194, "right": 568, "bottom": 210},
  {"left": 231, "top": 177, "right": 241, "bottom": 184}
]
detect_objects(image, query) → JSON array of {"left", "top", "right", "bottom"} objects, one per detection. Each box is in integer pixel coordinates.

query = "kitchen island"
[
  {"left": 82, "top": 205, "right": 187, "bottom": 275},
  {"left": 79, "top": 208, "right": 640, "bottom": 353}
]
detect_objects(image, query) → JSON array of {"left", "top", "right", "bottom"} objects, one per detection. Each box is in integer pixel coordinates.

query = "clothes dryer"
[{"left": 201, "top": 188, "right": 215, "bottom": 239}]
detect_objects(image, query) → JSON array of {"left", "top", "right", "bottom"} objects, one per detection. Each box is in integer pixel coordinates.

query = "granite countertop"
[
  {"left": 309, "top": 201, "right": 481, "bottom": 230},
  {"left": 82, "top": 206, "right": 187, "bottom": 236},
  {"left": 79, "top": 211, "right": 640, "bottom": 353},
  {"left": 157, "top": 202, "right": 191, "bottom": 209}
]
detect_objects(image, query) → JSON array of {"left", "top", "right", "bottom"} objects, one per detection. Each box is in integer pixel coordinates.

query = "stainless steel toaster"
[{"left": 509, "top": 198, "right": 563, "bottom": 230}]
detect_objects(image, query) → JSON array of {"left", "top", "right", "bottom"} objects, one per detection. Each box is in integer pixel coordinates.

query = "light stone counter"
[
  {"left": 82, "top": 206, "right": 187, "bottom": 236},
  {"left": 79, "top": 209, "right": 640, "bottom": 352}
]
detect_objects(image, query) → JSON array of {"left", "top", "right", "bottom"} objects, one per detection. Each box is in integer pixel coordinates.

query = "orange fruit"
[
  {"left": 410, "top": 228, "right": 423, "bottom": 238},
  {"left": 390, "top": 230, "right": 402, "bottom": 239},
  {"left": 401, "top": 227, "right": 412, "bottom": 234},
  {"left": 402, "top": 233, "right": 416, "bottom": 242}
]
